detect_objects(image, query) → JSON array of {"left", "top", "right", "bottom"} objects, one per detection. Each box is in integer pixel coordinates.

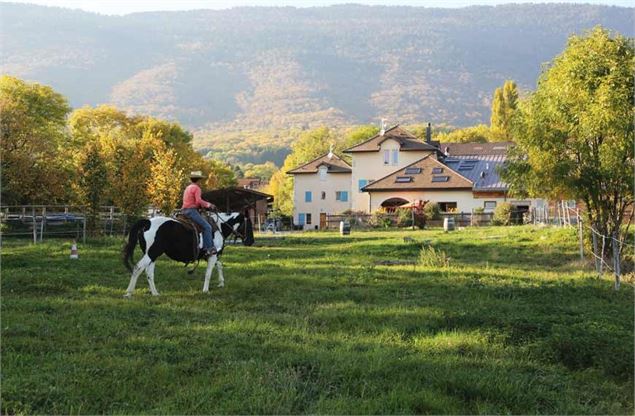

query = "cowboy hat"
[{"left": 189, "top": 170, "right": 206, "bottom": 179}]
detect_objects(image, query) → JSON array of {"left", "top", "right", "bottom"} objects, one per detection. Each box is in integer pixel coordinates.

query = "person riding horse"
[{"left": 181, "top": 171, "right": 217, "bottom": 257}]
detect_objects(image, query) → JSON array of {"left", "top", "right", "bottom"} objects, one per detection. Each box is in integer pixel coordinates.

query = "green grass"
[{"left": 2, "top": 226, "right": 633, "bottom": 414}]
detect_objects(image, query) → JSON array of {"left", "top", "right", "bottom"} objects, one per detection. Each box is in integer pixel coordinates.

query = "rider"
[{"left": 181, "top": 171, "right": 217, "bottom": 257}]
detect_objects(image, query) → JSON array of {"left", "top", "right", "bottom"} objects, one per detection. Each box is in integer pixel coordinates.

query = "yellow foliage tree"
[{"left": 147, "top": 141, "right": 185, "bottom": 215}]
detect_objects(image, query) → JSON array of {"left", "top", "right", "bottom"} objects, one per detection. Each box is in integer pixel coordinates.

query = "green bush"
[
  {"left": 396, "top": 208, "right": 413, "bottom": 227},
  {"left": 423, "top": 202, "right": 441, "bottom": 220},
  {"left": 418, "top": 245, "right": 450, "bottom": 268},
  {"left": 369, "top": 211, "right": 392, "bottom": 228},
  {"left": 492, "top": 202, "right": 513, "bottom": 225}
]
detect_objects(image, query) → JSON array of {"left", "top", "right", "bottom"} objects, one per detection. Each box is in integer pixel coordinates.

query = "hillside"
[{"left": 1, "top": 3, "right": 633, "bottom": 162}]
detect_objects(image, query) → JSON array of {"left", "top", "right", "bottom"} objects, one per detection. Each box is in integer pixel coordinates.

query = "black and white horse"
[{"left": 122, "top": 211, "right": 254, "bottom": 297}]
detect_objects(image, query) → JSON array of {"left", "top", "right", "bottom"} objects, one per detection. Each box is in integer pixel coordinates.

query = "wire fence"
[{"left": 564, "top": 206, "right": 633, "bottom": 290}]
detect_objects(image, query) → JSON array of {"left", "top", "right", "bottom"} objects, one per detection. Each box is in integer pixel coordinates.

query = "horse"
[{"left": 122, "top": 211, "right": 254, "bottom": 297}]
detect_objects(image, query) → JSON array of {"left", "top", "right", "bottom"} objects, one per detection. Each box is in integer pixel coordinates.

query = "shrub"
[
  {"left": 492, "top": 202, "right": 513, "bottom": 225},
  {"left": 473, "top": 207, "right": 484, "bottom": 214},
  {"left": 396, "top": 208, "right": 413, "bottom": 227},
  {"left": 423, "top": 202, "right": 441, "bottom": 220},
  {"left": 418, "top": 245, "right": 450, "bottom": 268},
  {"left": 369, "top": 211, "right": 392, "bottom": 228}
]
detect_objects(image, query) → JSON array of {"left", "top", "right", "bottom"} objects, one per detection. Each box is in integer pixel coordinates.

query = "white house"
[
  {"left": 287, "top": 151, "right": 352, "bottom": 230},
  {"left": 288, "top": 124, "right": 542, "bottom": 229}
]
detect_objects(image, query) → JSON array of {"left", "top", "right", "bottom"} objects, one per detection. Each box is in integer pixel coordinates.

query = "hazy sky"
[{"left": 2, "top": 0, "right": 632, "bottom": 15}]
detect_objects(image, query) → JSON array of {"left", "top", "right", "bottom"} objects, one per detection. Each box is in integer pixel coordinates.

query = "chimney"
[
  {"left": 425, "top": 122, "right": 431, "bottom": 144},
  {"left": 380, "top": 118, "right": 386, "bottom": 136}
]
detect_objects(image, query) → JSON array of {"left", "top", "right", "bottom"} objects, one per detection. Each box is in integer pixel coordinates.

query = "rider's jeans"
[{"left": 182, "top": 208, "right": 213, "bottom": 251}]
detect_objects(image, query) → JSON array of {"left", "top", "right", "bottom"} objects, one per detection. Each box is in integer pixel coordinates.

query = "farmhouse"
[{"left": 288, "top": 124, "right": 541, "bottom": 229}]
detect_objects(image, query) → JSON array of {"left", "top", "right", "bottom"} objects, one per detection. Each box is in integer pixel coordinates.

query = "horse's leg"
[
  {"left": 203, "top": 254, "right": 218, "bottom": 293},
  {"left": 216, "top": 260, "right": 225, "bottom": 288},
  {"left": 145, "top": 262, "right": 160, "bottom": 296},
  {"left": 124, "top": 255, "right": 151, "bottom": 298}
]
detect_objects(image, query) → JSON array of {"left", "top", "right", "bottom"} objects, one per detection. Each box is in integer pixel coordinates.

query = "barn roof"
[{"left": 202, "top": 187, "right": 273, "bottom": 212}]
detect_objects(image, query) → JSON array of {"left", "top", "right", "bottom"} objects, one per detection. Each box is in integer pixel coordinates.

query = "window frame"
[{"left": 305, "top": 191, "right": 312, "bottom": 202}]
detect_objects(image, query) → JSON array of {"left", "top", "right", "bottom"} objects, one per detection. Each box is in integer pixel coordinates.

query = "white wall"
[
  {"left": 350, "top": 139, "right": 434, "bottom": 212},
  {"left": 368, "top": 189, "right": 541, "bottom": 213},
  {"left": 293, "top": 171, "right": 352, "bottom": 230}
]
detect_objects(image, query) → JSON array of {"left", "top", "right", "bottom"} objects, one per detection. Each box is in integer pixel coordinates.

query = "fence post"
[
  {"left": 109, "top": 206, "right": 114, "bottom": 236},
  {"left": 32, "top": 207, "right": 37, "bottom": 244},
  {"left": 613, "top": 232, "right": 621, "bottom": 290},
  {"left": 577, "top": 210, "right": 583, "bottom": 260},
  {"left": 82, "top": 209, "right": 87, "bottom": 244},
  {"left": 40, "top": 207, "right": 46, "bottom": 242},
  {"left": 592, "top": 229, "right": 600, "bottom": 278}
]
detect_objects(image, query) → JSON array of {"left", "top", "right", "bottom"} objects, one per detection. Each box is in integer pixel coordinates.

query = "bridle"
[{"left": 207, "top": 211, "right": 248, "bottom": 242}]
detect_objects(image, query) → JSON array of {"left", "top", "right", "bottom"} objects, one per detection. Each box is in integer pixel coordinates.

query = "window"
[
  {"left": 391, "top": 149, "right": 399, "bottom": 165},
  {"left": 358, "top": 179, "right": 368, "bottom": 192},
  {"left": 405, "top": 167, "right": 422, "bottom": 174},
  {"left": 431, "top": 176, "right": 450, "bottom": 182},
  {"left": 319, "top": 166, "right": 327, "bottom": 181},
  {"left": 439, "top": 202, "right": 457, "bottom": 212},
  {"left": 383, "top": 150, "right": 390, "bottom": 165},
  {"left": 305, "top": 191, "right": 312, "bottom": 202},
  {"left": 306, "top": 213, "right": 312, "bottom": 225},
  {"left": 395, "top": 176, "right": 413, "bottom": 183},
  {"left": 484, "top": 201, "right": 497, "bottom": 210},
  {"left": 321, "top": 191, "right": 326, "bottom": 200},
  {"left": 432, "top": 167, "right": 444, "bottom": 174},
  {"left": 298, "top": 213, "right": 305, "bottom": 225},
  {"left": 336, "top": 191, "right": 348, "bottom": 202}
]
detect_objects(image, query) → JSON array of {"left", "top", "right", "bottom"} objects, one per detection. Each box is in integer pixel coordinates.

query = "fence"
[
  {"left": 1, "top": 205, "right": 129, "bottom": 243},
  {"left": 565, "top": 206, "right": 632, "bottom": 291},
  {"left": 324, "top": 211, "right": 498, "bottom": 230}
]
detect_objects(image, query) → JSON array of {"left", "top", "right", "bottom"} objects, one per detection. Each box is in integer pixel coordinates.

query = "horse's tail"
[{"left": 122, "top": 219, "right": 151, "bottom": 272}]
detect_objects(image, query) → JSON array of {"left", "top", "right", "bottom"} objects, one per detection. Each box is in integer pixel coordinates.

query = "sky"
[{"left": 2, "top": 0, "right": 632, "bottom": 15}]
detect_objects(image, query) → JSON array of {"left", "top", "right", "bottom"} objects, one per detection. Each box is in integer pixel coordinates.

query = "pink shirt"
[{"left": 181, "top": 184, "right": 211, "bottom": 209}]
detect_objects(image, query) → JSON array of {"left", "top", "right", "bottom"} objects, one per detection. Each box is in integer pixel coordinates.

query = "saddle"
[{"left": 175, "top": 212, "right": 220, "bottom": 261}]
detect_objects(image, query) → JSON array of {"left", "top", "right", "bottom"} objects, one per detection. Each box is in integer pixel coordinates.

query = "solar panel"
[
  {"left": 458, "top": 166, "right": 474, "bottom": 171},
  {"left": 404, "top": 167, "right": 422, "bottom": 174},
  {"left": 432, "top": 167, "right": 443, "bottom": 174},
  {"left": 431, "top": 176, "right": 449, "bottom": 182},
  {"left": 395, "top": 176, "right": 413, "bottom": 183}
]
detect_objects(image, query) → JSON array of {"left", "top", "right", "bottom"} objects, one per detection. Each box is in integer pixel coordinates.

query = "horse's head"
[{"left": 214, "top": 212, "right": 254, "bottom": 246}]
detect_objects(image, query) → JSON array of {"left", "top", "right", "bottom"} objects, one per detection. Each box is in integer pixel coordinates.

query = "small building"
[
  {"left": 287, "top": 151, "right": 352, "bottom": 230},
  {"left": 237, "top": 177, "right": 268, "bottom": 191},
  {"left": 202, "top": 187, "right": 273, "bottom": 229}
]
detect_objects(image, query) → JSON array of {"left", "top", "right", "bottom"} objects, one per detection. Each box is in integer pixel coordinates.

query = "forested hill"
[{"left": 2, "top": 3, "right": 633, "bottom": 134}]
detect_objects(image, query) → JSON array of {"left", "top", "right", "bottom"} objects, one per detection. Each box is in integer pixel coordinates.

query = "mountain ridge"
[{"left": 2, "top": 3, "right": 633, "bottom": 137}]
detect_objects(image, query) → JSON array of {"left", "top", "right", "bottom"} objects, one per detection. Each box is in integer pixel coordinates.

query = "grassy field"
[{"left": 2, "top": 226, "right": 633, "bottom": 414}]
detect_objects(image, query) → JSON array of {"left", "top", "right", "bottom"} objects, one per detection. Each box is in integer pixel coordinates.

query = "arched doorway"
[{"left": 380, "top": 197, "right": 410, "bottom": 212}]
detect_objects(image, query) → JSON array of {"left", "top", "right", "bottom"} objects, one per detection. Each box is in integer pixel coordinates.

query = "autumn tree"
[
  {"left": 0, "top": 76, "right": 72, "bottom": 204},
  {"left": 76, "top": 142, "right": 108, "bottom": 234},
  {"left": 502, "top": 27, "right": 634, "bottom": 267},
  {"left": 490, "top": 80, "right": 518, "bottom": 140},
  {"left": 147, "top": 140, "right": 184, "bottom": 215}
]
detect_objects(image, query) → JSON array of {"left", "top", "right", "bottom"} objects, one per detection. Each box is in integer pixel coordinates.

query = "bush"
[
  {"left": 418, "top": 245, "right": 450, "bottom": 268},
  {"left": 396, "top": 208, "right": 413, "bottom": 227},
  {"left": 492, "top": 202, "right": 512, "bottom": 225},
  {"left": 369, "top": 211, "right": 392, "bottom": 228},
  {"left": 423, "top": 202, "right": 441, "bottom": 220}
]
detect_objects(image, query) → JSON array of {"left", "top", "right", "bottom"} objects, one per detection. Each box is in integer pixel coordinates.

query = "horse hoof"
[
  {"left": 152, "top": 293, "right": 161, "bottom": 297},
  {"left": 217, "top": 283, "right": 224, "bottom": 288},
  {"left": 123, "top": 293, "right": 132, "bottom": 299}
]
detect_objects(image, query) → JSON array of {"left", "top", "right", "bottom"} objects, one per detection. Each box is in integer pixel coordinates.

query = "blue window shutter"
[
  {"left": 358, "top": 179, "right": 368, "bottom": 191},
  {"left": 342, "top": 191, "right": 348, "bottom": 202},
  {"left": 298, "top": 213, "right": 305, "bottom": 225},
  {"left": 305, "top": 191, "right": 312, "bottom": 202}
]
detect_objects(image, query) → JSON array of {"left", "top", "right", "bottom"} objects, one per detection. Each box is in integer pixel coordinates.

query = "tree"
[
  {"left": 243, "top": 162, "right": 278, "bottom": 180},
  {"left": 76, "top": 142, "right": 108, "bottom": 234},
  {"left": 0, "top": 76, "right": 72, "bottom": 204},
  {"left": 502, "top": 27, "right": 634, "bottom": 263},
  {"left": 434, "top": 124, "right": 496, "bottom": 143},
  {"left": 147, "top": 141, "right": 184, "bottom": 215},
  {"left": 490, "top": 80, "right": 518, "bottom": 140},
  {"left": 204, "top": 159, "right": 238, "bottom": 190}
]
